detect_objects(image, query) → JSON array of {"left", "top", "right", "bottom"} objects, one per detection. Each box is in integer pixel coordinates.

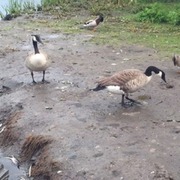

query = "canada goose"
[
  {"left": 92, "top": 66, "right": 167, "bottom": 107},
  {"left": 82, "top": 14, "right": 104, "bottom": 31},
  {"left": 26, "top": 35, "right": 50, "bottom": 84}
]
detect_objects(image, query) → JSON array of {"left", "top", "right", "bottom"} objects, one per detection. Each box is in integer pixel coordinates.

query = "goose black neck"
[
  {"left": 33, "top": 40, "right": 39, "bottom": 54},
  {"left": 144, "top": 66, "right": 160, "bottom": 76}
]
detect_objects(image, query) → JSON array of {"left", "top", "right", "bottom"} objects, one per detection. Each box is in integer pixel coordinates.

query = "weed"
[{"left": 136, "top": 2, "right": 180, "bottom": 25}]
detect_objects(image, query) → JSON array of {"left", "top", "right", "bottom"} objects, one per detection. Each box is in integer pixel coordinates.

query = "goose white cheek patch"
[
  {"left": 32, "top": 36, "right": 37, "bottom": 42},
  {"left": 107, "top": 86, "right": 124, "bottom": 94},
  {"left": 157, "top": 71, "right": 162, "bottom": 77}
]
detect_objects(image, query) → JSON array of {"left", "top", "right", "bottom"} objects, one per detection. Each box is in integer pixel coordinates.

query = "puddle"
[{"left": 0, "top": 151, "right": 26, "bottom": 180}]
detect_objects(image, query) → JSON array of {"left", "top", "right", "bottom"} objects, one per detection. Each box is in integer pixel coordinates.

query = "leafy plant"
[
  {"left": 167, "top": 11, "right": 180, "bottom": 25},
  {"left": 136, "top": 2, "right": 180, "bottom": 25}
]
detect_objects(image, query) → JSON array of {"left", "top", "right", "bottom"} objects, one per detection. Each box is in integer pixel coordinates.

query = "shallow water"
[
  {"left": 0, "top": 0, "right": 41, "bottom": 15},
  {"left": 0, "top": 152, "right": 26, "bottom": 180}
]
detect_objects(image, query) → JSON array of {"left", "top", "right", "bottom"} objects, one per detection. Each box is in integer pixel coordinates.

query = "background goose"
[
  {"left": 172, "top": 54, "right": 180, "bottom": 72},
  {"left": 26, "top": 35, "right": 50, "bottom": 84},
  {"left": 92, "top": 66, "right": 167, "bottom": 107},
  {"left": 82, "top": 14, "right": 104, "bottom": 31}
]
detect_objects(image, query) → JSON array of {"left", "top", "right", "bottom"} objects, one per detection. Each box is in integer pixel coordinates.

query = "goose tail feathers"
[{"left": 91, "top": 85, "right": 106, "bottom": 91}]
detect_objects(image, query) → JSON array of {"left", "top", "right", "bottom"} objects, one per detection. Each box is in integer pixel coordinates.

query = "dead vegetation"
[
  {"left": 20, "top": 135, "right": 63, "bottom": 179},
  {"left": 20, "top": 135, "right": 52, "bottom": 162},
  {"left": 0, "top": 111, "right": 22, "bottom": 147},
  {"left": 31, "top": 149, "right": 62, "bottom": 179}
]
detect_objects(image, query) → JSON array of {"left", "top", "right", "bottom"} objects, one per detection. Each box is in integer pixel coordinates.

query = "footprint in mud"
[
  {"left": 0, "top": 86, "right": 11, "bottom": 96},
  {"left": 0, "top": 80, "right": 24, "bottom": 96}
]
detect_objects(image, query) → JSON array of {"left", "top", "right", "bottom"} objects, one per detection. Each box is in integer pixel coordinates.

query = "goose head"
[
  {"left": 145, "top": 66, "right": 166, "bottom": 83},
  {"left": 31, "top": 35, "right": 43, "bottom": 44}
]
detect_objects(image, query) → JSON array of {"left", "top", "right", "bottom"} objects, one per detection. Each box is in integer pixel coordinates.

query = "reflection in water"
[
  {"left": 0, "top": 152, "right": 26, "bottom": 180},
  {"left": 0, "top": 0, "right": 41, "bottom": 15}
]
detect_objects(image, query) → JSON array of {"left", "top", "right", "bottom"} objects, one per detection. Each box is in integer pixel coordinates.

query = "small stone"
[
  {"left": 123, "top": 58, "right": 130, "bottom": 61},
  {"left": 69, "top": 154, "right": 77, "bottom": 160},
  {"left": 150, "top": 148, "right": 156, "bottom": 153},
  {"left": 166, "top": 84, "right": 174, "bottom": 89},
  {"left": 45, "top": 107, "right": 53, "bottom": 110},
  {"left": 93, "top": 152, "right": 103, "bottom": 158}
]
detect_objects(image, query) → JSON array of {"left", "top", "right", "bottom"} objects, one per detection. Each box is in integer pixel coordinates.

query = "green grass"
[
  {"left": 21, "top": 9, "right": 180, "bottom": 56},
  {"left": 91, "top": 15, "right": 180, "bottom": 54},
  {"left": 136, "top": 3, "right": 180, "bottom": 25},
  {"left": 2, "top": 0, "right": 179, "bottom": 56},
  {"left": 22, "top": 11, "right": 180, "bottom": 56}
]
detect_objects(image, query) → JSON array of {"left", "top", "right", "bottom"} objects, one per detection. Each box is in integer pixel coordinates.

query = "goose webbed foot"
[
  {"left": 32, "top": 80, "right": 37, "bottom": 84},
  {"left": 121, "top": 94, "right": 141, "bottom": 107},
  {"left": 121, "top": 94, "right": 133, "bottom": 108},
  {"left": 126, "top": 96, "right": 142, "bottom": 105},
  {"left": 41, "top": 79, "right": 50, "bottom": 84},
  {"left": 121, "top": 101, "right": 134, "bottom": 108}
]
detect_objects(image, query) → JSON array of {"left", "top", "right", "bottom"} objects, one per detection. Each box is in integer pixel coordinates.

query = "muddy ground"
[{"left": 0, "top": 14, "right": 180, "bottom": 180}]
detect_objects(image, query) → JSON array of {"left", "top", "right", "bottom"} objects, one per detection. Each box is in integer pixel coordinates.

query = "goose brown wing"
[{"left": 96, "top": 69, "right": 142, "bottom": 87}]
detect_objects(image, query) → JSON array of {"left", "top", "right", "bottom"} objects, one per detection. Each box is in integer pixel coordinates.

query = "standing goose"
[
  {"left": 26, "top": 35, "right": 50, "bottom": 84},
  {"left": 82, "top": 14, "right": 104, "bottom": 31},
  {"left": 92, "top": 66, "right": 167, "bottom": 107}
]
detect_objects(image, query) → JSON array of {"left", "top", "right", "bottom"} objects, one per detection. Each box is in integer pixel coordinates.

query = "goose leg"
[
  {"left": 42, "top": 71, "right": 50, "bottom": 84},
  {"left": 31, "top": 72, "right": 36, "bottom": 84},
  {"left": 126, "top": 96, "right": 141, "bottom": 105},
  {"left": 121, "top": 94, "right": 125, "bottom": 106},
  {"left": 121, "top": 94, "right": 133, "bottom": 107}
]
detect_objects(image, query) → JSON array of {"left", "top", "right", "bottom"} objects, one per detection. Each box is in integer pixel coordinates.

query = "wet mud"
[{"left": 0, "top": 15, "right": 179, "bottom": 179}]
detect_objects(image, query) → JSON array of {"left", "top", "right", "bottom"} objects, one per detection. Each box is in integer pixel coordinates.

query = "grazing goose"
[
  {"left": 92, "top": 66, "right": 167, "bottom": 107},
  {"left": 82, "top": 14, "right": 104, "bottom": 31},
  {"left": 26, "top": 35, "right": 50, "bottom": 84}
]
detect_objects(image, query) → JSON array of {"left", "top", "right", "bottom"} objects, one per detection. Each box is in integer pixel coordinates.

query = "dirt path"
[{"left": 0, "top": 15, "right": 179, "bottom": 180}]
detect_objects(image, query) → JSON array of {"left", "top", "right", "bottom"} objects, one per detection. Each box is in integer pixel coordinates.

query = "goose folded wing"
[{"left": 96, "top": 70, "right": 142, "bottom": 87}]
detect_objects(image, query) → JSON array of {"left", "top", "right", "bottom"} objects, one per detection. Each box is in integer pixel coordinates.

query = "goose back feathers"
[{"left": 95, "top": 69, "right": 152, "bottom": 94}]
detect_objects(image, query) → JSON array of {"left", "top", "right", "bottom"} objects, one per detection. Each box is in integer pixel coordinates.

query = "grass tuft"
[{"left": 20, "top": 135, "right": 52, "bottom": 162}]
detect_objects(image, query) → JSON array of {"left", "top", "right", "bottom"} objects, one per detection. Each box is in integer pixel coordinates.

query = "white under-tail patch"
[{"left": 107, "top": 86, "right": 125, "bottom": 95}]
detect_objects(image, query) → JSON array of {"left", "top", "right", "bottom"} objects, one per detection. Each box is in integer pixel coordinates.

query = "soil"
[{"left": 0, "top": 14, "right": 179, "bottom": 180}]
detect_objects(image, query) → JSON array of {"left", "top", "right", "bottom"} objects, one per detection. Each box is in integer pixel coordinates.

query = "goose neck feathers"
[{"left": 33, "top": 40, "right": 40, "bottom": 54}]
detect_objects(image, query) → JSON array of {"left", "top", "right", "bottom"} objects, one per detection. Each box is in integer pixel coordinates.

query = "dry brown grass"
[
  {"left": 31, "top": 149, "right": 61, "bottom": 179},
  {"left": 20, "top": 135, "right": 52, "bottom": 162},
  {"left": 0, "top": 112, "right": 22, "bottom": 147},
  {"left": 20, "top": 135, "right": 63, "bottom": 180}
]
